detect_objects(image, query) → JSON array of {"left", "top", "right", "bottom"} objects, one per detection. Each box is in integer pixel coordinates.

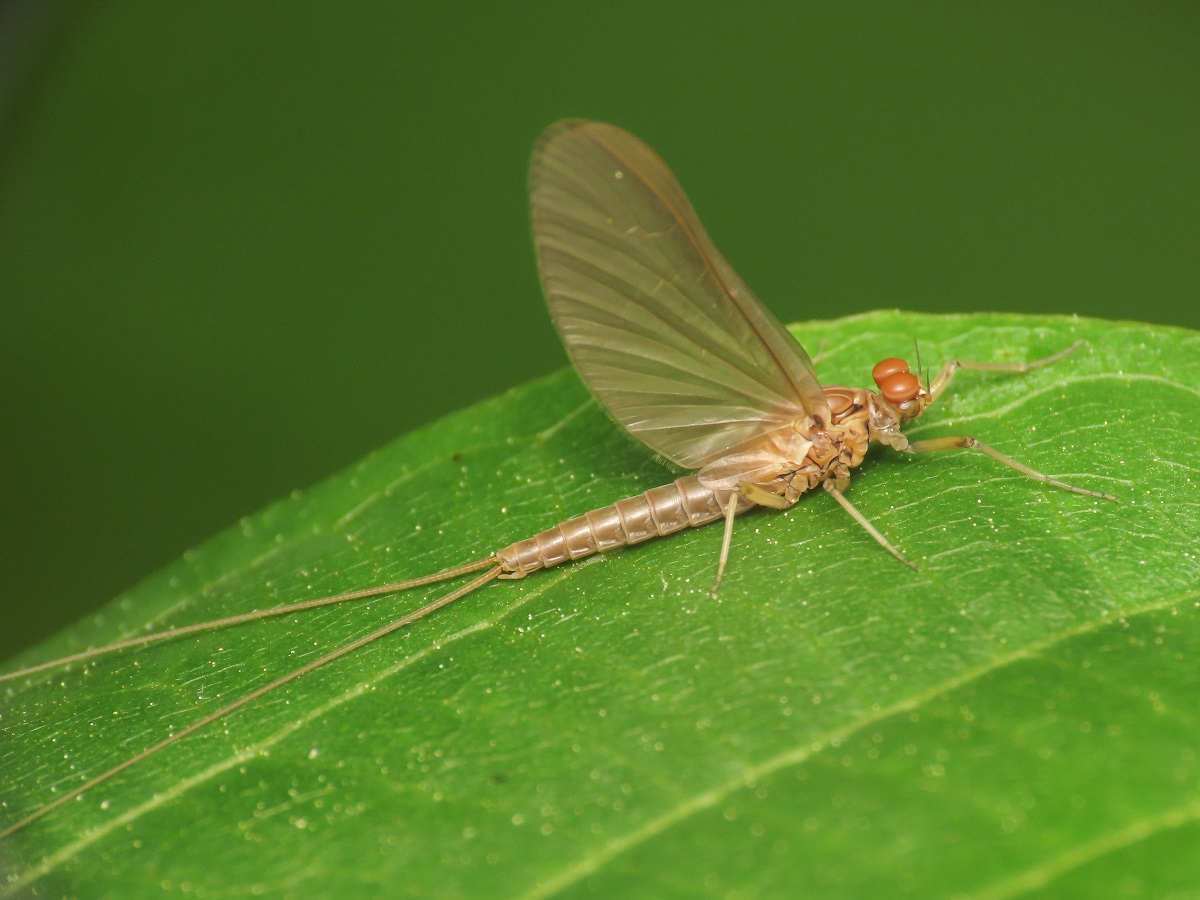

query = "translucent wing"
[{"left": 529, "top": 120, "right": 829, "bottom": 473}]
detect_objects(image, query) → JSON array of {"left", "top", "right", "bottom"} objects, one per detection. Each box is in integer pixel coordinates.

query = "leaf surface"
[{"left": 3, "top": 311, "right": 1197, "bottom": 899}]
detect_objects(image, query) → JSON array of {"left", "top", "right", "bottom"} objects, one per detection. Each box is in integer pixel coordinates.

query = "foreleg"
[{"left": 904, "top": 435, "right": 1117, "bottom": 501}]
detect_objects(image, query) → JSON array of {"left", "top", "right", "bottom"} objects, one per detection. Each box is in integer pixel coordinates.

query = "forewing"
[{"left": 529, "top": 120, "right": 829, "bottom": 471}]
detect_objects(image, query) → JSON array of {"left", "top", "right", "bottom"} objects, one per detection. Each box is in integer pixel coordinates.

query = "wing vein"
[{"left": 529, "top": 120, "right": 828, "bottom": 472}]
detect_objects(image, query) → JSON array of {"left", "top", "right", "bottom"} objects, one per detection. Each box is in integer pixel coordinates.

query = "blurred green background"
[{"left": 1, "top": 2, "right": 1197, "bottom": 660}]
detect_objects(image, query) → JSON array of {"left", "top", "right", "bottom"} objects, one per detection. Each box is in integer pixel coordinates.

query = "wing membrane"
[{"left": 529, "top": 120, "right": 828, "bottom": 470}]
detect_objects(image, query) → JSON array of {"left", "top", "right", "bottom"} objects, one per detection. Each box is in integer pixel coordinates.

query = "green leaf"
[{"left": 3, "top": 310, "right": 1197, "bottom": 898}]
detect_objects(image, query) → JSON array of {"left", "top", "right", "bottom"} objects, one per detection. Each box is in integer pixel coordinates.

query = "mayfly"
[{"left": 0, "top": 120, "right": 1115, "bottom": 840}]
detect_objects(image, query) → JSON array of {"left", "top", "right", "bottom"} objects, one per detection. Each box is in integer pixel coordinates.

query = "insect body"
[
  {"left": 0, "top": 120, "right": 1115, "bottom": 842},
  {"left": 499, "top": 121, "right": 1110, "bottom": 588},
  {"left": 495, "top": 367, "right": 922, "bottom": 581}
]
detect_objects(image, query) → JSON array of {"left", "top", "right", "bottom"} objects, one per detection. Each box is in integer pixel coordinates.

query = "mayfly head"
[{"left": 870, "top": 356, "right": 928, "bottom": 422}]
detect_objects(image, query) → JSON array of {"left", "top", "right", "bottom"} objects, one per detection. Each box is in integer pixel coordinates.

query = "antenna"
[{"left": 913, "top": 333, "right": 929, "bottom": 394}]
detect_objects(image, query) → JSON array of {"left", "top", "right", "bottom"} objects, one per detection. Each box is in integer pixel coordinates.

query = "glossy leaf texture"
[{"left": 2, "top": 311, "right": 1197, "bottom": 899}]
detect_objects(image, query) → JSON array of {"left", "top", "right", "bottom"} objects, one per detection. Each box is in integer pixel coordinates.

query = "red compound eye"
[
  {"left": 872, "top": 357, "right": 910, "bottom": 388},
  {"left": 878, "top": 371, "right": 921, "bottom": 404}
]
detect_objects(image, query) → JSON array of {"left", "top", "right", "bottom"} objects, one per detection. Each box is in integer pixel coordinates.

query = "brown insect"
[{"left": 0, "top": 120, "right": 1115, "bottom": 840}]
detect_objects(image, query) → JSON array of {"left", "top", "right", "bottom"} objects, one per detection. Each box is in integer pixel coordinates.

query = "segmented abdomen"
[{"left": 495, "top": 476, "right": 755, "bottom": 577}]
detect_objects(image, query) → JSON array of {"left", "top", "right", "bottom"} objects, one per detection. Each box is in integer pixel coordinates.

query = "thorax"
[
  {"left": 779, "top": 385, "right": 908, "bottom": 500},
  {"left": 812, "top": 385, "right": 874, "bottom": 468}
]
